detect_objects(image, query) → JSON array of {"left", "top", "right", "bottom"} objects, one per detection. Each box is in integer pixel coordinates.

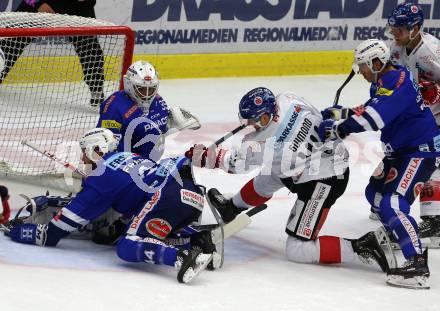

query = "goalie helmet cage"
[{"left": 0, "top": 12, "right": 134, "bottom": 192}]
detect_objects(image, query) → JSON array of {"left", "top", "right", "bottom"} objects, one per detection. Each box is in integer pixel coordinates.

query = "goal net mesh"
[{"left": 0, "top": 12, "right": 133, "bottom": 188}]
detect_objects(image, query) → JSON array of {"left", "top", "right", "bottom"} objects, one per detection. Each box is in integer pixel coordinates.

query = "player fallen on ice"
[
  {"left": 97, "top": 61, "right": 200, "bottom": 161},
  {"left": 185, "top": 87, "right": 394, "bottom": 278},
  {"left": 317, "top": 39, "right": 440, "bottom": 289},
  {"left": 378, "top": 2, "right": 440, "bottom": 248},
  {"left": 2, "top": 128, "right": 218, "bottom": 284}
]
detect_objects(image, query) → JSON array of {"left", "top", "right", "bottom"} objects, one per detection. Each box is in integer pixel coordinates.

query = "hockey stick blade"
[
  {"left": 193, "top": 204, "right": 267, "bottom": 234},
  {"left": 222, "top": 204, "right": 267, "bottom": 239}
]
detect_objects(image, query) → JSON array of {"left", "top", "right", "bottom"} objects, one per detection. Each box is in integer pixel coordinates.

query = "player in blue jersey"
[
  {"left": 385, "top": 3, "right": 440, "bottom": 248},
  {"left": 318, "top": 39, "right": 440, "bottom": 289},
  {"left": 4, "top": 128, "right": 216, "bottom": 283},
  {"left": 97, "top": 60, "right": 201, "bottom": 160}
]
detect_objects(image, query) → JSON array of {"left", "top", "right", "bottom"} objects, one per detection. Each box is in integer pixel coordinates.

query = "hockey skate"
[
  {"left": 386, "top": 249, "right": 430, "bottom": 290},
  {"left": 418, "top": 216, "right": 440, "bottom": 248},
  {"left": 175, "top": 248, "right": 213, "bottom": 284},
  {"left": 206, "top": 188, "right": 247, "bottom": 223},
  {"left": 190, "top": 228, "right": 222, "bottom": 270},
  {"left": 351, "top": 229, "right": 391, "bottom": 273}
]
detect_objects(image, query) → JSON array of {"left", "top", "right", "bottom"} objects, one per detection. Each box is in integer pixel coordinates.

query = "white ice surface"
[{"left": 1, "top": 75, "right": 439, "bottom": 311}]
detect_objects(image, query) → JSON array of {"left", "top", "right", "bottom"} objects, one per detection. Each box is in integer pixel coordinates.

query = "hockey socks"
[{"left": 117, "top": 235, "right": 179, "bottom": 267}]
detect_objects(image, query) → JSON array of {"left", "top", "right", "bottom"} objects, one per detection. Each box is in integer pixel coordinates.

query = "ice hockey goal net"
[{"left": 0, "top": 12, "right": 134, "bottom": 189}]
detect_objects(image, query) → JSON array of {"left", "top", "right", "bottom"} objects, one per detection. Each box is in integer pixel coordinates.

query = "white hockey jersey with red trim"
[
  {"left": 219, "top": 92, "right": 349, "bottom": 183},
  {"left": 390, "top": 33, "right": 440, "bottom": 121}
]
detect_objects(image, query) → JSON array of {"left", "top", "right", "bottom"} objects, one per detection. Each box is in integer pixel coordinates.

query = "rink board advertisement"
[{"left": 1, "top": 0, "right": 440, "bottom": 77}]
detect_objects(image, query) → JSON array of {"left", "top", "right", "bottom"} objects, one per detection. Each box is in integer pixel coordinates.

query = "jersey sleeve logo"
[
  {"left": 376, "top": 87, "right": 394, "bottom": 96},
  {"left": 101, "top": 119, "right": 122, "bottom": 129},
  {"left": 102, "top": 95, "right": 116, "bottom": 114},
  {"left": 124, "top": 105, "right": 138, "bottom": 119}
]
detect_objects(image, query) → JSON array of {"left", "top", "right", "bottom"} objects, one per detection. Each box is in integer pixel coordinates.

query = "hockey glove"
[
  {"left": 185, "top": 144, "right": 225, "bottom": 169},
  {"left": 317, "top": 119, "right": 346, "bottom": 142},
  {"left": 321, "top": 106, "right": 351, "bottom": 121},
  {"left": 419, "top": 81, "right": 440, "bottom": 106}
]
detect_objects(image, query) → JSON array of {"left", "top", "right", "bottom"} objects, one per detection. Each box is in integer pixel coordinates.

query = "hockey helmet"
[
  {"left": 387, "top": 3, "right": 424, "bottom": 29},
  {"left": 79, "top": 128, "right": 118, "bottom": 162},
  {"left": 123, "top": 61, "right": 160, "bottom": 111},
  {"left": 353, "top": 39, "right": 390, "bottom": 74},
  {"left": 238, "top": 87, "right": 276, "bottom": 129}
]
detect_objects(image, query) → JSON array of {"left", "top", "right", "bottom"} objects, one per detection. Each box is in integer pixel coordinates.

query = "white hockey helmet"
[
  {"left": 123, "top": 61, "right": 160, "bottom": 111},
  {"left": 79, "top": 128, "right": 118, "bottom": 162},
  {"left": 353, "top": 39, "right": 390, "bottom": 74}
]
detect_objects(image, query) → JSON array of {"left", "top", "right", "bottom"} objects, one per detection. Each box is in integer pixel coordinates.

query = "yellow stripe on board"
[
  {"left": 3, "top": 55, "right": 122, "bottom": 84},
  {"left": 135, "top": 50, "right": 354, "bottom": 79},
  {"left": 2, "top": 51, "right": 354, "bottom": 83}
]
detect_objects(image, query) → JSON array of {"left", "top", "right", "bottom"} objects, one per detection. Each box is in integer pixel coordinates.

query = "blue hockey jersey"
[
  {"left": 97, "top": 91, "right": 169, "bottom": 161},
  {"left": 338, "top": 65, "right": 440, "bottom": 157},
  {"left": 9, "top": 152, "right": 189, "bottom": 246}
]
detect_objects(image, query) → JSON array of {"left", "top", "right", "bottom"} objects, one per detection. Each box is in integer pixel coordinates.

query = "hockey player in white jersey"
[
  {"left": 186, "top": 87, "right": 392, "bottom": 274},
  {"left": 384, "top": 2, "right": 440, "bottom": 247}
]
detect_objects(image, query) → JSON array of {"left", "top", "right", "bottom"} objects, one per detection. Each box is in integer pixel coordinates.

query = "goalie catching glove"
[{"left": 167, "top": 106, "right": 201, "bottom": 132}]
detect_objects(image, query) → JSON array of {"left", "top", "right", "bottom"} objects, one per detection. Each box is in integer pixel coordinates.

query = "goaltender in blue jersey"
[
  {"left": 318, "top": 39, "right": 440, "bottom": 289},
  {"left": 4, "top": 128, "right": 217, "bottom": 284},
  {"left": 97, "top": 61, "right": 200, "bottom": 160}
]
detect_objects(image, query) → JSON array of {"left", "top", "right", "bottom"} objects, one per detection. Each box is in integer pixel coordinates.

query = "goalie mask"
[
  {"left": 79, "top": 128, "right": 118, "bottom": 162},
  {"left": 123, "top": 61, "right": 160, "bottom": 111}
]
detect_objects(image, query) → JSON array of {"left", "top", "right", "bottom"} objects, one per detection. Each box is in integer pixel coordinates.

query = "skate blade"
[
  {"left": 421, "top": 237, "right": 440, "bottom": 249},
  {"left": 386, "top": 275, "right": 430, "bottom": 290},
  {"left": 181, "top": 253, "right": 213, "bottom": 284}
]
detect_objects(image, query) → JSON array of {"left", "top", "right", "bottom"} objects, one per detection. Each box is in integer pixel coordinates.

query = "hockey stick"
[
  {"left": 201, "top": 203, "right": 267, "bottom": 269},
  {"left": 193, "top": 204, "right": 267, "bottom": 236},
  {"left": 332, "top": 69, "right": 355, "bottom": 107},
  {"left": 222, "top": 204, "right": 267, "bottom": 239},
  {"left": 21, "top": 140, "right": 86, "bottom": 177},
  {"left": 208, "top": 124, "right": 246, "bottom": 149}
]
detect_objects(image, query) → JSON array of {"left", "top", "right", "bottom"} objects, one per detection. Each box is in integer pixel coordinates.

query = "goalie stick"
[
  {"left": 204, "top": 201, "right": 267, "bottom": 268},
  {"left": 195, "top": 204, "right": 268, "bottom": 238},
  {"left": 21, "top": 140, "right": 86, "bottom": 177}
]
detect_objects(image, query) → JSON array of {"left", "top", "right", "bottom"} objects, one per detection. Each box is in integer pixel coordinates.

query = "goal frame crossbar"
[{"left": 0, "top": 26, "right": 135, "bottom": 90}]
